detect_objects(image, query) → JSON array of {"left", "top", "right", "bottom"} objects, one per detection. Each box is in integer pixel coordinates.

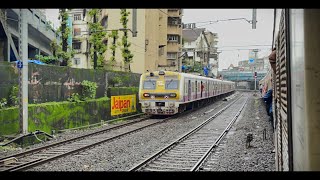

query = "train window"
[
  {"left": 165, "top": 80, "right": 179, "bottom": 89},
  {"left": 192, "top": 82, "right": 195, "bottom": 92},
  {"left": 164, "top": 75, "right": 178, "bottom": 79},
  {"left": 143, "top": 80, "right": 156, "bottom": 89},
  {"left": 185, "top": 83, "right": 187, "bottom": 93},
  {"left": 146, "top": 75, "right": 159, "bottom": 79}
]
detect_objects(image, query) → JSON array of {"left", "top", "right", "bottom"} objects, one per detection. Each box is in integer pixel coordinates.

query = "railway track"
[
  {"left": 0, "top": 115, "right": 167, "bottom": 172},
  {"left": 0, "top": 93, "right": 240, "bottom": 172},
  {"left": 129, "top": 95, "right": 248, "bottom": 171}
]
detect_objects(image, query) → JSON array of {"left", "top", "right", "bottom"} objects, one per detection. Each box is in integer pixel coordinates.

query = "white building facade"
[{"left": 182, "top": 24, "right": 219, "bottom": 77}]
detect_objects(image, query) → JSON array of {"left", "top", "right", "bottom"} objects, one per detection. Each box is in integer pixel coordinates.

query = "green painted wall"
[
  {"left": 0, "top": 97, "right": 110, "bottom": 136},
  {"left": 0, "top": 87, "right": 141, "bottom": 136}
]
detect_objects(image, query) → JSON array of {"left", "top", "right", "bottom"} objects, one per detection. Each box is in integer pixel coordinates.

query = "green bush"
[
  {"left": 9, "top": 85, "right": 19, "bottom": 106},
  {"left": 67, "top": 93, "right": 81, "bottom": 102},
  {"left": 0, "top": 98, "right": 7, "bottom": 109},
  {"left": 109, "top": 76, "right": 122, "bottom": 87},
  {"left": 81, "top": 80, "right": 98, "bottom": 100}
]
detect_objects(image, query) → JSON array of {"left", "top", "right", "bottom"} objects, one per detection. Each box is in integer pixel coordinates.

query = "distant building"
[
  {"left": 227, "top": 63, "right": 240, "bottom": 71},
  {"left": 237, "top": 49, "right": 267, "bottom": 72},
  {"left": 68, "top": 9, "right": 91, "bottom": 69},
  {"left": 238, "top": 58, "right": 265, "bottom": 71},
  {"left": 182, "top": 25, "right": 218, "bottom": 77}
]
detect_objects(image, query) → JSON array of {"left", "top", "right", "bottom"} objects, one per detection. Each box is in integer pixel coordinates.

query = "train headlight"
[
  {"left": 143, "top": 93, "right": 150, "bottom": 97},
  {"left": 169, "top": 102, "right": 175, "bottom": 107},
  {"left": 143, "top": 102, "right": 150, "bottom": 107},
  {"left": 169, "top": 93, "right": 177, "bottom": 97}
]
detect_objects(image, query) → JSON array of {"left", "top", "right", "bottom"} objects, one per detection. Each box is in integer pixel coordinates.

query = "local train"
[
  {"left": 138, "top": 70, "right": 235, "bottom": 115},
  {"left": 263, "top": 9, "right": 320, "bottom": 171}
]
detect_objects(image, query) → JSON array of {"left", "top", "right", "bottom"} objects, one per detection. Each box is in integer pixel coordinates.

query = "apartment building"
[
  {"left": 100, "top": 9, "right": 183, "bottom": 74},
  {"left": 68, "top": 9, "right": 91, "bottom": 69}
]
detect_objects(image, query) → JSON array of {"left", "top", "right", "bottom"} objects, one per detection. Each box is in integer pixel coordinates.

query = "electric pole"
[
  {"left": 19, "top": 9, "right": 28, "bottom": 134},
  {"left": 132, "top": 9, "right": 137, "bottom": 37},
  {"left": 252, "top": 9, "right": 257, "bottom": 29}
]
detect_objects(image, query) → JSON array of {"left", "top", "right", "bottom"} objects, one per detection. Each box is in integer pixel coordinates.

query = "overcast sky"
[
  {"left": 45, "top": 9, "right": 60, "bottom": 29},
  {"left": 182, "top": 9, "right": 274, "bottom": 70},
  {"left": 45, "top": 9, "right": 274, "bottom": 70}
]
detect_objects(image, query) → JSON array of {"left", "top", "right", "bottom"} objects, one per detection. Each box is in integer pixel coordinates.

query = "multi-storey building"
[
  {"left": 99, "top": 9, "right": 183, "bottom": 74},
  {"left": 68, "top": 9, "right": 91, "bottom": 69},
  {"left": 67, "top": 9, "right": 183, "bottom": 73},
  {"left": 182, "top": 24, "right": 219, "bottom": 77},
  {"left": 0, "top": 9, "right": 60, "bottom": 62}
]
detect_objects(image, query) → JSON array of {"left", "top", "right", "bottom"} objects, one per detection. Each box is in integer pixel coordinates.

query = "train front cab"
[{"left": 139, "top": 71, "right": 181, "bottom": 115}]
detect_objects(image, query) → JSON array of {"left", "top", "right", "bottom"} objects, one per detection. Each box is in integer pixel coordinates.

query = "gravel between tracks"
[{"left": 201, "top": 94, "right": 275, "bottom": 171}]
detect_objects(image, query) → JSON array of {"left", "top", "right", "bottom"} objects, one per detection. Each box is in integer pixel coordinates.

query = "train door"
[
  {"left": 206, "top": 81, "right": 210, "bottom": 97},
  {"left": 201, "top": 81, "right": 203, "bottom": 98},
  {"left": 188, "top": 80, "right": 191, "bottom": 101},
  {"left": 195, "top": 80, "right": 198, "bottom": 99}
]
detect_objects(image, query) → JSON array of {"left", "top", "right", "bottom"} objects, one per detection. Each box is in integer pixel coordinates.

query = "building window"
[
  {"left": 74, "top": 58, "right": 80, "bottom": 65},
  {"left": 72, "top": 42, "right": 81, "bottom": 50},
  {"left": 74, "top": 28, "right": 81, "bottom": 36},
  {"left": 167, "top": 52, "right": 177, "bottom": 60},
  {"left": 101, "top": 16, "right": 108, "bottom": 29},
  {"left": 159, "top": 45, "right": 165, "bottom": 56},
  {"left": 168, "top": 17, "right": 181, "bottom": 26},
  {"left": 167, "top": 35, "right": 179, "bottom": 42},
  {"left": 74, "top": 14, "right": 82, "bottom": 21}
]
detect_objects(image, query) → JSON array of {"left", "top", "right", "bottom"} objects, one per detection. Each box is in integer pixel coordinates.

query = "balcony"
[
  {"left": 166, "top": 43, "right": 180, "bottom": 52},
  {"left": 158, "top": 64, "right": 176, "bottom": 67},
  {"left": 168, "top": 17, "right": 181, "bottom": 26},
  {"left": 167, "top": 25, "right": 181, "bottom": 35},
  {"left": 167, "top": 9, "right": 181, "bottom": 17}
]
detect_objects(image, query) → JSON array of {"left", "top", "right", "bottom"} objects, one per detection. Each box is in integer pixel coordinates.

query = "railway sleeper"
[
  {"left": 160, "top": 155, "right": 200, "bottom": 161},
  {"left": 168, "top": 149, "right": 208, "bottom": 154},
  {"left": 155, "top": 158, "right": 198, "bottom": 164},
  {"left": 144, "top": 164, "right": 193, "bottom": 171},
  {"left": 151, "top": 160, "right": 194, "bottom": 167}
]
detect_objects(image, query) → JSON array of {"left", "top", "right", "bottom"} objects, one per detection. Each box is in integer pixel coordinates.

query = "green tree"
[
  {"left": 109, "top": 30, "right": 118, "bottom": 63},
  {"left": 58, "top": 9, "right": 74, "bottom": 66},
  {"left": 120, "top": 9, "right": 134, "bottom": 72},
  {"left": 88, "top": 9, "right": 108, "bottom": 69}
]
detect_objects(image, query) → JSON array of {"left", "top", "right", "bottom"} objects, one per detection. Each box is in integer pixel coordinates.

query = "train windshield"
[
  {"left": 143, "top": 80, "right": 156, "bottom": 89},
  {"left": 165, "top": 80, "right": 179, "bottom": 89}
]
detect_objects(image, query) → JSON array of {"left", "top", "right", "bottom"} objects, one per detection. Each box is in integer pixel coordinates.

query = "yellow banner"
[{"left": 111, "top": 94, "right": 136, "bottom": 116}]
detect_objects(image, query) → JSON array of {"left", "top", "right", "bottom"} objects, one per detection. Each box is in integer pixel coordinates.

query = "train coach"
[
  {"left": 139, "top": 70, "right": 235, "bottom": 115},
  {"left": 263, "top": 9, "right": 320, "bottom": 171}
]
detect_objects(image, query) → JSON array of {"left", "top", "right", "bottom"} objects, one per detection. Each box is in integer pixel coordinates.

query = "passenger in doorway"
[
  {"left": 269, "top": 48, "right": 276, "bottom": 73},
  {"left": 268, "top": 48, "right": 276, "bottom": 153},
  {"left": 201, "top": 82, "right": 204, "bottom": 97},
  {"left": 263, "top": 89, "right": 274, "bottom": 130}
]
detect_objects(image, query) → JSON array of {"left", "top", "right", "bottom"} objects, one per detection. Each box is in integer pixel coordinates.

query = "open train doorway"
[{"left": 188, "top": 80, "right": 191, "bottom": 101}]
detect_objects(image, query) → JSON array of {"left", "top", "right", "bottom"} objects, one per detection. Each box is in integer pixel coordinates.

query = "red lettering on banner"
[{"left": 112, "top": 97, "right": 131, "bottom": 111}]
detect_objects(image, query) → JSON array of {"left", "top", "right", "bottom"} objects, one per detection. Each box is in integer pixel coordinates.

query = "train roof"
[{"left": 142, "top": 71, "right": 234, "bottom": 84}]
